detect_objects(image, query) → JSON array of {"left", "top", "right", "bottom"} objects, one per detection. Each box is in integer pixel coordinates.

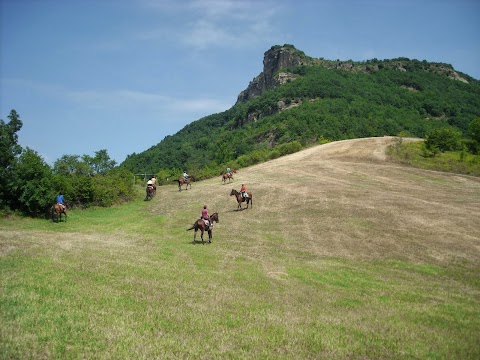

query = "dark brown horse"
[
  {"left": 51, "top": 203, "right": 67, "bottom": 222},
  {"left": 145, "top": 185, "right": 155, "bottom": 200},
  {"left": 230, "top": 189, "right": 252, "bottom": 210},
  {"left": 173, "top": 176, "right": 194, "bottom": 191},
  {"left": 187, "top": 212, "right": 219, "bottom": 244}
]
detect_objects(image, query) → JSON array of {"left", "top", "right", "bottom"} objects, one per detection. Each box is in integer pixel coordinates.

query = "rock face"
[{"left": 236, "top": 45, "right": 307, "bottom": 104}]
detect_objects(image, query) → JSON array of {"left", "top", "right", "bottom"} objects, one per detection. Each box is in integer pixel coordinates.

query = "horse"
[
  {"left": 145, "top": 185, "right": 155, "bottom": 200},
  {"left": 173, "top": 176, "right": 194, "bottom": 191},
  {"left": 222, "top": 172, "right": 234, "bottom": 184},
  {"left": 51, "top": 203, "right": 67, "bottom": 222},
  {"left": 230, "top": 189, "right": 253, "bottom": 210},
  {"left": 187, "top": 212, "right": 219, "bottom": 244}
]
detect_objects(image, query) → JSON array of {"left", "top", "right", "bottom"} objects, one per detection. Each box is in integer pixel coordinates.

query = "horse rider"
[
  {"left": 147, "top": 176, "right": 156, "bottom": 190},
  {"left": 56, "top": 192, "right": 66, "bottom": 211},
  {"left": 183, "top": 170, "right": 189, "bottom": 180},
  {"left": 226, "top": 167, "right": 231, "bottom": 175},
  {"left": 201, "top": 205, "right": 212, "bottom": 229},
  {"left": 240, "top": 184, "right": 248, "bottom": 199}
]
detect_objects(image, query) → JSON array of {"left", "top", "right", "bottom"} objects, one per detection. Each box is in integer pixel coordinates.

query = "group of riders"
[{"left": 54, "top": 168, "right": 249, "bottom": 228}]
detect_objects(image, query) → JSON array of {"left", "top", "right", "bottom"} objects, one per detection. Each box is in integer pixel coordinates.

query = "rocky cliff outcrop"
[{"left": 236, "top": 45, "right": 309, "bottom": 104}]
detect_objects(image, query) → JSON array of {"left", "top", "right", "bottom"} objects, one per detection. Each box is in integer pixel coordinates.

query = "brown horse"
[
  {"left": 187, "top": 212, "right": 219, "bottom": 244},
  {"left": 173, "top": 176, "right": 194, "bottom": 191},
  {"left": 51, "top": 203, "right": 67, "bottom": 222},
  {"left": 222, "top": 172, "right": 234, "bottom": 184},
  {"left": 230, "top": 189, "right": 252, "bottom": 210}
]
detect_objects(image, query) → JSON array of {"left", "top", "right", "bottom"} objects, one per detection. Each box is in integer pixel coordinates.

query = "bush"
[
  {"left": 277, "top": 141, "right": 303, "bottom": 156},
  {"left": 425, "top": 127, "right": 462, "bottom": 153}
]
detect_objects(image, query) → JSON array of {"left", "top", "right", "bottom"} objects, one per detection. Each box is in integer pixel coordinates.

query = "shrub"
[{"left": 425, "top": 127, "right": 462, "bottom": 153}]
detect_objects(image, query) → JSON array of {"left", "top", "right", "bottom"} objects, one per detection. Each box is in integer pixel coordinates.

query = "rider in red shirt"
[
  {"left": 240, "top": 184, "right": 247, "bottom": 199},
  {"left": 201, "top": 205, "right": 212, "bottom": 229}
]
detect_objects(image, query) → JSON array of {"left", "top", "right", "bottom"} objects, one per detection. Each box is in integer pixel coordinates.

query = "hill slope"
[
  {"left": 154, "top": 136, "right": 480, "bottom": 263},
  {"left": 2, "top": 137, "right": 479, "bottom": 358}
]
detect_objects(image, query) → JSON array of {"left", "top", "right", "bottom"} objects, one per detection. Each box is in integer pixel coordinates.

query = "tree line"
[{"left": 1, "top": 110, "right": 135, "bottom": 217}]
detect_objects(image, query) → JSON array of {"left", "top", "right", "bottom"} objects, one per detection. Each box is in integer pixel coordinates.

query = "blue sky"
[{"left": 1, "top": 0, "right": 479, "bottom": 166}]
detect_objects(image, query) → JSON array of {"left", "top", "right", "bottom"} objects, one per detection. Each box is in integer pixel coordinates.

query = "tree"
[
  {"left": 8, "top": 147, "right": 54, "bottom": 216},
  {"left": 469, "top": 118, "right": 480, "bottom": 144},
  {"left": 82, "top": 149, "right": 116, "bottom": 175},
  {"left": 0, "top": 110, "right": 23, "bottom": 208},
  {"left": 0, "top": 109, "right": 23, "bottom": 168},
  {"left": 425, "top": 127, "right": 462, "bottom": 153},
  {"left": 466, "top": 117, "right": 480, "bottom": 154},
  {"left": 53, "top": 154, "right": 92, "bottom": 176}
]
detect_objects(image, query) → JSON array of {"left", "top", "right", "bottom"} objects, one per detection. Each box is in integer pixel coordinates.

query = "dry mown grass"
[
  {"left": 1, "top": 136, "right": 479, "bottom": 359},
  {"left": 166, "top": 136, "right": 480, "bottom": 265}
]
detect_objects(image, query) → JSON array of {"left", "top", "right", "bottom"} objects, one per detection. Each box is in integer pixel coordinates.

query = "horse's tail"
[{"left": 187, "top": 223, "right": 196, "bottom": 231}]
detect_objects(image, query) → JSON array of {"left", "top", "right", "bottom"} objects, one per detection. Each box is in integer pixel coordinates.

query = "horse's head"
[
  {"left": 210, "top": 212, "right": 219, "bottom": 223},
  {"left": 229, "top": 189, "right": 236, "bottom": 196}
]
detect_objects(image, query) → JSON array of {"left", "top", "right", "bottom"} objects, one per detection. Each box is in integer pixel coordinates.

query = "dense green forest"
[{"left": 121, "top": 50, "right": 480, "bottom": 179}]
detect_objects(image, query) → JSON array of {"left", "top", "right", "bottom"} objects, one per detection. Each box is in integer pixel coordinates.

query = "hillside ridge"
[
  {"left": 236, "top": 44, "right": 472, "bottom": 104},
  {"left": 120, "top": 44, "right": 480, "bottom": 175}
]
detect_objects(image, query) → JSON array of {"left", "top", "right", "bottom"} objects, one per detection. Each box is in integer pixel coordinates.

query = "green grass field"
[
  {"left": 386, "top": 138, "right": 480, "bottom": 177},
  {"left": 1, "top": 138, "right": 479, "bottom": 359}
]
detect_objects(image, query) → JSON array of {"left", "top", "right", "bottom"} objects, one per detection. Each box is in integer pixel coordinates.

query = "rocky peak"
[{"left": 236, "top": 45, "right": 309, "bottom": 104}]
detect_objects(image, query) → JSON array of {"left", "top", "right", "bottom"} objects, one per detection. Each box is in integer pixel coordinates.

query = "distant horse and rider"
[
  {"left": 145, "top": 177, "right": 156, "bottom": 200},
  {"left": 222, "top": 168, "right": 237, "bottom": 184},
  {"left": 51, "top": 203, "right": 67, "bottom": 222},
  {"left": 173, "top": 171, "right": 195, "bottom": 191},
  {"left": 230, "top": 188, "right": 252, "bottom": 210},
  {"left": 145, "top": 185, "right": 156, "bottom": 200},
  {"left": 187, "top": 212, "right": 219, "bottom": 244},
  {"left": 51, "top": 192, "right": 67, "bottom": 222},
  {"left": 173, "top": 175, "right": 195, "bottom": 191}
]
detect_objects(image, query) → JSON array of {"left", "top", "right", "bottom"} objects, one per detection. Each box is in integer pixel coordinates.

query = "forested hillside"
[{"left": 121, "top": 45, "right": 480, "bottom": 179}]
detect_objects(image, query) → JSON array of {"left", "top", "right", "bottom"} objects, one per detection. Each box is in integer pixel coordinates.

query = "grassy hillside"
[{"left": 1, "top": 137, "right": 480, "bottom": 358}]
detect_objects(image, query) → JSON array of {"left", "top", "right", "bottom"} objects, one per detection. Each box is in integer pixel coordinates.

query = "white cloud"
[
  {"left": 66, "top": 88, "right": 228, "bottom": 114},
  {"left": 139, "top": 0, "right": 281, "bottom": 51}
]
